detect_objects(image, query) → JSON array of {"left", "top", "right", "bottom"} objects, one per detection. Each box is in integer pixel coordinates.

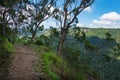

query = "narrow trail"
[
  {"left": 6, "top": 44, "right": 97, "bottom": 80},
  {"left": 7, "top": 44, "right": 40, "bottom": 80}
]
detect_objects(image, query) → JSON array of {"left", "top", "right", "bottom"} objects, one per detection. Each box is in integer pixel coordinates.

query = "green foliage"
[
  {"left": 35, "top": 35, "right": 49, "bottom": 46},
  {"left": 17, "top": 37, "right": 27, "bottom": 44},
  {"left": 86, "top": 28, "right": 120, "bottom": 43},
  {"left": 84, "top": 40, "right": 97, "bottom": 50},
  {"left": 18, "top": 0, "right": 57, "bottom": 41},
  {"left": 0, "top": 37, "right": 15, "bottom": 53},
  {"left": 44, "top": 28, "right": 120, "bottom": 80},
  {"left": 0, "top": 37, "right": 14, "bottom": 65},
  {"left": 64, "top": 67, "right": 87, "bottom": 80},
  {"left": 35, "top": 45, "right": 88, "bottom": 80},
  {"left": 105, "top": 32, "right": 116, "bottom": 41},
  {"left": 0, "top": 0, "right": 21, "bottom": 7},
  {"left": 0, "top": 36, "right": 14, "bottom": 79},
  {"left": 105, "top": 32, "right": 112, "bottom": 38},
  {"left": 62, "top": 45, "right": 95, "bottom": 80},
  {"left": 49, "top": 27, "right": 59, "bottom": 37},
  {"left": 17, "top": 36, "right": 33, "bottom": 45},
  {"left": 38, "top": 28, "right": 120, "bottom": 80},
  {"left": 0, "top": 26, "right": 17, "bottom": 40},
  {"left": 62, "top": 45, "right": 80, "bottom": 66},
  {"left": 35, "top": 46, "right": 61, "bottom": 80},
  {"left": 110, "top": 44, "right": 120, "bottom": 58},
  {"left": 62, "top": 43, "right": 98, "bottom": 79},
  {"left": 42, "top": 52, "right": 62, "bottom": 80},
  {"left": 72, "top": 27, "right": 86, "bottom": 42}
]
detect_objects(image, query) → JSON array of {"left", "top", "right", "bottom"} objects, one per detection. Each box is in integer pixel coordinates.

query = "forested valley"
[{"left": 0, "top": 0, "right": 120, "bottom": 80}]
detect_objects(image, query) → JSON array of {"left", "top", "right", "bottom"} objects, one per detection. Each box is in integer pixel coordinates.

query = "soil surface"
[{"left": 7, "top": 44, "right": 40, "bottom": 80}]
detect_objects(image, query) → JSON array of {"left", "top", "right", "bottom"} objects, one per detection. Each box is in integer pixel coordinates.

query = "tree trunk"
[
  {"left": 1, "top": 26, "right": 6, "bottom": 37},
  {"left": 31, "top": 32, "right": 36, "bottom": 42},
  {"left": 3, "top": 27, "right": 5, "bottom": 36},
  {"left": 57, "top": 30, "right": 67, "bottom": 54}
]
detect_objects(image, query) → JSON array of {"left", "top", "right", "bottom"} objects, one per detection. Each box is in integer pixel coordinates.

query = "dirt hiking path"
[
  {"left": 7, "top": 44, "right": 39, "bottom": 80},
  {"left": 6, "top": 44, "right": 96, "bottom": 80}
]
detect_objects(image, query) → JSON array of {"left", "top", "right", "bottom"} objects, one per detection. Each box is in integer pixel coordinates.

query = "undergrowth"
[
  {"left": 35, "top": 45, "right": 87, "bottom": 80},
  {"left": 0, "top": 36, "right": 15, "bottom": 79},
  {"left": 35, "top": 46, "right": 61, "bottom": 80}
]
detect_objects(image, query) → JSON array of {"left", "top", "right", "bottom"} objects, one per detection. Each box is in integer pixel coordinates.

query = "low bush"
[
  {"left": 35, "top": 46, "right": 88, "bottom": 80},
  {"left": 84, "top": 40, "right": 97, "bottom": 50},
  {"left": 35, "top": 46, "right": 61, "bottom": 80},
  {"left": 64, "top": 67, "right": 87, "bottom": 80},
  {"left": 62, "top": 45, "right": 80, "bottom": 67},
  {"left": 42, "top": 53, "right": 61, "bottom": 80},
  {"left": 0, "top": 36, "right": 15, "bottom": 79},
  {"left": 0, "top": 37, "right": 14, "bottom": 58},
  {"left": 35, "top": 35, "right": 49, "bottom": 46}
]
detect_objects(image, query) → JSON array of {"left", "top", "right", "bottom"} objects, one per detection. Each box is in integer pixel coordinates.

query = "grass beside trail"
[
  {"left": 0, "top": 37, "right": 15, "bottom": 79},
  {"left": 34, "top": 45, "right": 87, "bottom": 80}
]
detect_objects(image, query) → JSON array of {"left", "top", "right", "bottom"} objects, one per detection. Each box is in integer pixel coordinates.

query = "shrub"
[
  {"left": 84, "top": 40, "right": 96, "bottom": 50},
  {"left": 64, "top": 67, "right": 87, "bottom": 80},
  {"left": 62, "top": 45, "right": 80, "bottom": 66},
  {"left": 35, "top": 46, "right": 61, "bottom": 80},
  {"left": 35, "top": 35, "right": 49, "bottom": 46},
  {"left": 35, "top": 46, "right": 89, "bottom": 80},
  {"left": 0, "top": 37, "right": 15, "bottom": 79}
]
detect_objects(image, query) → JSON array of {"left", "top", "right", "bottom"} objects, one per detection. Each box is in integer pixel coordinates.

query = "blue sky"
[
  {"left": 77, "top": 0, "right": 120, "bottom": 28},
  {"left": 41, "top": 0, "right": 120, "bottom": 28}
]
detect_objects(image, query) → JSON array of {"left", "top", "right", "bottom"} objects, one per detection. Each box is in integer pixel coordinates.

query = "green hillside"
[{"left": 85, "top": 28, "right": 120, "bottom": 43}]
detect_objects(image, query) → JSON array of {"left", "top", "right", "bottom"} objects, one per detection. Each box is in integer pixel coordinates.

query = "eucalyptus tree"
[
  {"left": 53, "top": 0, "right": 94, "bottom": 54},
  {"left": 0, "top": 0, "right": 29, "bottom": 37},
  {"left": 20, "top": 0, "right": 57, "bottom": 42}
]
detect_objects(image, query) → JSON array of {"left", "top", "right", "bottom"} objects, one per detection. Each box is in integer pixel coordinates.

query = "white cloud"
[
  {"left": 76, "top": 23, "right": 83, "bottom": 27},
  {"left": 100, "top": 12, "right": 120, "bottom": 21},
  {"left": 41, "top": 18, "right": 57, "bottom": 28},
  {"left": 91, "top": 12, "right": 120, "bottom": 28},
  {"left": 84, "top": 7, "right": 92, "bottom": 12},
  {"left": 93, "top": 20, "right": 112, "bottom": 25}
]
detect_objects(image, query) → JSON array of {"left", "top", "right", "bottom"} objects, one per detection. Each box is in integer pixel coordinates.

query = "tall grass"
[
  {"left": 35, "top": 45, "right": 88, "bottom": 80},
  {"left": 0, "top": 36, "right": 15, "bottom": 79}
]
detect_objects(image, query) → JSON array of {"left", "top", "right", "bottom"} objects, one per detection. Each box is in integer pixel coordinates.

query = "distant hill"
[{"left": 84, "top": 28, "right": 120, "bottom": 43}]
